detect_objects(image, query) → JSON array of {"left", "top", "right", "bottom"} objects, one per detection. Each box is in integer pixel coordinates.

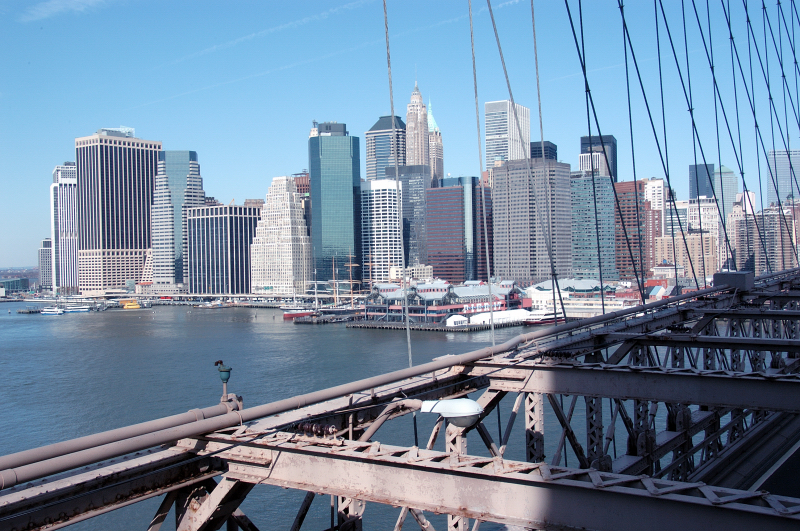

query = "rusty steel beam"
[
  {"left": 471, "top": 362, "right": 800, "bottom": 412},
  {"left": 602, "top": 333, "right": 800, "bottom": 353},
  {"left": 0, "top": 447, "right": 222, "bottom": 531},
  {"left": 186, "top": 434, "right": 800, "bottom": 531}
]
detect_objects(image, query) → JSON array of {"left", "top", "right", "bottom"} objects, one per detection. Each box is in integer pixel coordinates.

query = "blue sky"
[{"left": 0, "top": 0, "right": 793, "bottom": 266}]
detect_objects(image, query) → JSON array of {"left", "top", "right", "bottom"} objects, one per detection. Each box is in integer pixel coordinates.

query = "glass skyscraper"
[
  {"left": 384, "top": 165, "right": 430, "bottom": 267},
  {"left": 365, "top": 116, "right": 405, "bottom": 181},
  {"left": 689, "top": 164, "right": 715, "bottom": 200},
  {"left": 766, "top": 150, "right": 800, "bottom": 206},
  {"left": 309, "top": 122, "right": 362, "bottom": 283},
  {"left": 571, "top": 171, "right": 618, "bottom": 280},
  {"left": 151, "top": 151, "right": 205, "bottom": 292}
]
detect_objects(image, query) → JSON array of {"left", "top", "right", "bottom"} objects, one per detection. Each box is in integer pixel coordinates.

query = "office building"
[
  {"left": 579, "top": 150, "right": 610, "bottom": 177},
  {"left": 714, "top": 166, "right": 739, "bottom": 221},
  {"left": 38, "top": 238, "right": 53, "bottom": 291},
  {"left": 365, "top": 116, "right": 405, "bottom": 181},
  {"left": 492, "top": 159, "right": 571, "bottom": 283},
  {"left": 613, "top": 180, "right": 646, "bottom": 282},
  {"left": 50, "top": 162, "right": 78, "bottom": 294},
  {"left": 767, "top": 150, "right": 800, "bottom": 206},
  {"left": 150, "top": 151, "right": 205, "bottom": 293},
  {"left": 250, "top": 176, "right": 312, "bottom": 297},
  {"left": 664, "top": 199, "right": 690, "bottom": 237},
  {"left": 406, "top": 85, "right": 428, "bottom": 167},
  {"left": 426, "top": 177, "right": 493, "bottom": 283},
  {"left": 485, "top": 100, "right": 530, "bottom": 170},
  {"left": 309, "top": 121, "right": 361, "bottom": 282},
  {"left": 581, "top": 135, "right": 617, "bottom": 182},
  {"left": 689, "top": 164, "right": 715, "bottom": 200},
  {"left": 531, "top": 141, "right": 557, "bottom": 161},
  {"left": 428, "top": 101, "right": 444, "bottom": 183},
  {"left": 75, "top": 128, "right": 161, "bottom": 294},
  {"left": 291, "top": 172, "right": 312, "bottom": 237},
  {"left": 186, "top": 204, "right": 260, "bottom": 294},
  {"left": 655, "top": 233, "right": 718, "bottom": 279},
  {"left": 361, "top": 180, "right": 403, "bottom": 284},
  {"left": 384, "top": 165, "right": 430, "bottom": 266},
  {"left": 687, "top": 196, "right": 727, "bottom": 275},
  {"left": 570, "top": 171, "right": 617, "bottom": 280}
]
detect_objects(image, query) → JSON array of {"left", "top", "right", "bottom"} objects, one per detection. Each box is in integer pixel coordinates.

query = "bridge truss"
[{"left": 3, "top": 270, "right": 800, "bottom": 530}]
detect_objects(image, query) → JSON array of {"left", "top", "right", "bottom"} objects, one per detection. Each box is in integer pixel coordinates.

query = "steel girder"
[
  {"left": 182, "top": 434, "right": 800, "bottom": 531},
  {"left": 463, "top": 361, "right": 800, "bottom": 412},
  {"left": 0, "top": 447, "right": 222, "bottom": 531}
]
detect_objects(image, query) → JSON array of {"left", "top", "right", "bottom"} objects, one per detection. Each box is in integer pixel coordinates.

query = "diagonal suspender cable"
[
  {"left": 566, "top": 0, "right": 649, "bottom": 301},
  {"left": 382, "top": 0, "right": 413, "bottom": 369},
  {"left": 486, "top": 0, "right": 568, "bottom": 320},
  {"left": 578, "top": 0, "right": 607, "bottom": 313},
  {"left": 535, "top": 0, "right": 566, "bottom": 321},
  {"left": 468, "top": 0, "right": 496, "bottom": 347},
  {"left": 619, "top": 1, "right": 708, "bottom": 290}
]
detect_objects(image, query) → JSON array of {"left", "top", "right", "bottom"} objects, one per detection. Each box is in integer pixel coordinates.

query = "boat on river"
[{"left": 41, "top": 307, "right": 65, "bottom": 315}]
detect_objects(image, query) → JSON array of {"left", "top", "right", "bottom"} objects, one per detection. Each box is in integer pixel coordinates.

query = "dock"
[
  {"left": 293, "top": 313, "right": 362, "bottom": 324},
  {"left": 346, "top": 320, "right": 528, "bottom": 332},
  {"left": 16, "top": 307, "right": 43, "bottom": 314}
]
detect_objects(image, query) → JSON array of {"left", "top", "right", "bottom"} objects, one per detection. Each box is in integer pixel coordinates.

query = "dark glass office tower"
[
  {"left": 309, "top": 122, "right": 362, "bottom": 283},
  {"left": 426, "top": 176, "right": 493, "bottom": 283},
  {"left": 689, "top": 163, "right": 715, "bottom": 199},
  {"left": 580, "top": 135, "right": 617, "bottom": 182}
]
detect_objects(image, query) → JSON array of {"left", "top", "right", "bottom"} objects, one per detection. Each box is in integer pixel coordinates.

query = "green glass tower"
[{"left": 309, "top": 121, "right": 362, "bottom": 283}]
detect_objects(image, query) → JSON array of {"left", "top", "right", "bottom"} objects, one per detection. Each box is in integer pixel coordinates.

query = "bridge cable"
[
  {"left": 564, "top": 0, "right": 649, "bottom": 301},
  {"left": 655, "top": 0, "right": 738, "bottom": 278},
  {"left": 381, "top": 0, "right": 414, "bottom": 373},
  {"left": 468, "top": 0, "right": 496, "bottom": 346},
  {"left": 617, "top": 1, "right": 702, "bottom": 290},
  {"left": 734, "top": 0, "right": 800, "bottom": 265},
  {"left": 485, "top": 0, "right": 569, "bottom": 320},
  {"left": 681, "top": 0, "right": 709, "bottom": 284},
  {"left": 578, "top": 0, "right": 607, "bottom": 312}
]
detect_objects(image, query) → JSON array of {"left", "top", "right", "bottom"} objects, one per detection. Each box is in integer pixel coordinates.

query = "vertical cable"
[
  {"left": 382, "top": 0, "right": 413, "bottom": 368},
  {"left": 469, "top": 0, "right": 496, "bottom": 346}
]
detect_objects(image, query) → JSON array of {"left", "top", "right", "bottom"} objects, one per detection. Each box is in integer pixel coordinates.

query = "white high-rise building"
[
  {"left": 250, "top": 177, "right": 312, "bottom": 297},
  {"left": 578, "top": 151, "right": 610, "bottom": 177},
  {"left": 151, "top": 151, "right": 205, "bottom": 293},
  {"left": 406, "top": 84, "right": 429, "bottom": 167},
  {"left": 485, "top": 100, "right": 530, "bottom": 170},
  {"left": 50, "top": 162, "right": 78, "bottom": 294},
  {"left": 75, "top": 128, "right": 161, "bottom": 294},
  {"left": 361, "top": 180, "right": 403, "bottom": 283}
]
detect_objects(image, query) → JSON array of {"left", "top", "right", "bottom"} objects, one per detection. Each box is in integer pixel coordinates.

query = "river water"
[{"left": 0, "top": 302, "right": 539, "bottom": 530}]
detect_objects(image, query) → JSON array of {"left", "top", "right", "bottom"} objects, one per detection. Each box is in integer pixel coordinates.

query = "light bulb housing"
[{"left": 420, "top": 398, "right": 483, "bottom": 428}]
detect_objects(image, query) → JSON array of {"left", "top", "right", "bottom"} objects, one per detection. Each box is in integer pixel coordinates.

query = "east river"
[{"left": 0, "top": 302, "right": 537, "bottom": 530}]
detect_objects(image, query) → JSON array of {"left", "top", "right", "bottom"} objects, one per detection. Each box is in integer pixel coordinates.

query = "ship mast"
[{"left": 344, "top": 247, "right": 359, "bottom": 308}]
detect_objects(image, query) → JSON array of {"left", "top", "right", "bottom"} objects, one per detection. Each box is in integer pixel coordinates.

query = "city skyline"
[{"left": 1, "top": 1, "right": 780, "bottom": 267}]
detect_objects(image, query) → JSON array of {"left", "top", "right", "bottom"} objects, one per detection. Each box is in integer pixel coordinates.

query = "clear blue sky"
[{"left": 0, "top": 0, "right": 790, "bottom": 266}]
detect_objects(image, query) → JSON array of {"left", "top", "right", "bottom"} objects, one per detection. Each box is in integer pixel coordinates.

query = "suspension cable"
[
  {"left": 468, "top": 0, "right": 496, "bottom": 346},
  {"left": 382, "top": 0, "right": 413, "bottom": 368}
]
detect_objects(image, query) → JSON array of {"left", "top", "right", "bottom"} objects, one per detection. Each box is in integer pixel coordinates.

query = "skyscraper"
[
  {"left": 406, "top": 85, "right": 429, "bottom": 167},
  {"left": 75, "top": 128, "right": 161, "bottom": 294},
  {"left": 613, "top": 180, "right": 646, "bottom": 282},
  {"left": 426, "top": 176, "right": 493, "bottom": 283},
  {"left": 361, "top": 180, "right": 403, "bottom": 283},
  {"left": 531, "top": 141, "right": 557, "bottom": 161},
  {"left": 571, "top": 171, "right": 617, "bottom": 280},
  {"left": 767, "top": 150, "right": 800, "bottom": 206},
  {"left": 714, "top": 166, "right": 739, "bottom": 221},
  {"left": 365, "top": 116, "right": 405, "bottom": 181},
  {"left": 384, "top": 165, "right": 430, "bottom": 266},
  {"left": 492, "top": 159, "right": 572, "bottom": 283},
  {"left": 581, "top": 135, "right": 617, "bottom": 182},
  {"left": 689, "top": 164, "right": 715, "bottom": 200},
  {"left": 485, "top": 100, "right": 530, "bottom": 170},
  {"left": 309, "top": 121, "right": 361, "bottom": 282},
  {"left": 151, "top": 151, "right": 205, "bottom": 293},
  {"left": 250, "top": 177, "right": 312, "bottom": 296},
  {"left": 38, "top": 238, "right": 52, "bottom": 291},
  {"left": 50, "top": 162, "right": 78, "bottom": 294},
  {"left": 186, "top": 204, "right": 260, "bottom": 294},
  {"left": 428, "top": 101, "right": 444, "bottom": 184}
]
